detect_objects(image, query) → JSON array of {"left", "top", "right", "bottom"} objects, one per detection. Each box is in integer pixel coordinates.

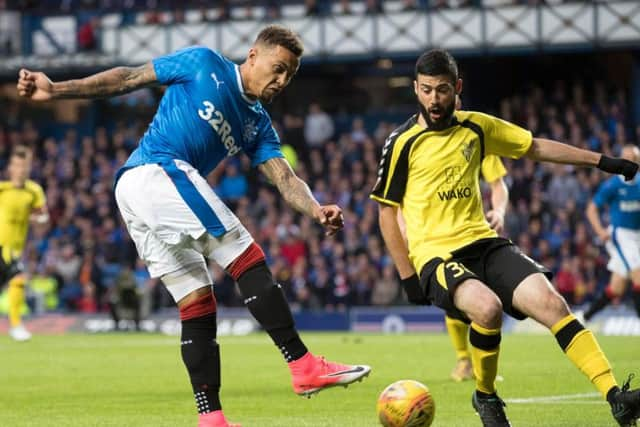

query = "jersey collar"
[
  {"left": 416, "top": 112, "right": 460, "bottom": 132},
  {"left": 234, "top": 64, "right": 257, "bottom": 105},
  {"left": 618, "top": 174, "right": 639, "bottom": 185}
]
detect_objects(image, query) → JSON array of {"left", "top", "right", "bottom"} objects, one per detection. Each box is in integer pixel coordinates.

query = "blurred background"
[{"left": 0, "top": 0, "right": 639, "bottom": 335}]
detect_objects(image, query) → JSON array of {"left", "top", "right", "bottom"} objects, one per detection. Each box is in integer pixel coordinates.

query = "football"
[{"left": 376, "top": 379, "right": 435, "bottom": 427}]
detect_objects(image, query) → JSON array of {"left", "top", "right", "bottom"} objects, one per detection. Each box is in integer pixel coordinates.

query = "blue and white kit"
[
  {"left": 593, "top": 175, "right": 640, "bottom": 276},
  {"left": 115, "top": 46, "right": 284, "bottom": 300}
]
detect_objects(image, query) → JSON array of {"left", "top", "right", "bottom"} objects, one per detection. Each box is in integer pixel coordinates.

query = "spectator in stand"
[
  {"left": 55, "top": 242, "right": 83, "bottom": 310},
  {"left": 78, "top": 16, "right": 100, "bottom": 51},
  {"left": 304, "top": 103, "right": 334, "bottom": 148},
  {"left": 3, "top": 73, "right": 639, "bottom": 319},
  {"left": 556, "top": 258, "right": 578, "bottom": 305}
]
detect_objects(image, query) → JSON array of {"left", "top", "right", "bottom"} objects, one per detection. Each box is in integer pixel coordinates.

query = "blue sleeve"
[
  {"left": 153, "top": 46, "right": 213, "bottom": 85},
  {"left": 246, "top": 118, "right": 284, "bottom": 167},
  {"left": 592, "top": 179, "right": 616, "bottom": 208}
]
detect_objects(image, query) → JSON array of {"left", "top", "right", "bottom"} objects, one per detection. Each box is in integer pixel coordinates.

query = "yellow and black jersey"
[
  {"left": 370, "top": 110, "right": 531, "bottom": 273},
  {"left": 0, "top": 180, "right": 46, "bottom": 260},
  {"left": 481, "top": 154, "right": 506, "bottom": 184}
]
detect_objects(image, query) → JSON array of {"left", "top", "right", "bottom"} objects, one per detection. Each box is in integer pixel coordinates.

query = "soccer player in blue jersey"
[
  {"left": 584, "top": 145, "right": 640, "bottom": 321},
  {"left": 17, "top": 25, "right": 370, "bottom": 427}
]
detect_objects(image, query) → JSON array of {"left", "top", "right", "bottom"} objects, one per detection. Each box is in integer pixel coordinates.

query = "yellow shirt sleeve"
[
  {"left": 27, "top": 180, "right": 46, "bottom": 209},
  {"left": 474, "top": 112, "right": 532, "bottom": 159},
  {"left": 370, "top": 126, "right": 420, "bottom": 207},
  {"left": 480, "top": 155, "right": 507, "bottom": 183}
]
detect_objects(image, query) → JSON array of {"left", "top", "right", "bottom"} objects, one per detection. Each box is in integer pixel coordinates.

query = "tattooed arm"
[
  {"left": 17, "top": 63, "right": 158, "bottom": 101},
  {"left": 259, "top": 157, "right": 344, "bottom": 235}
]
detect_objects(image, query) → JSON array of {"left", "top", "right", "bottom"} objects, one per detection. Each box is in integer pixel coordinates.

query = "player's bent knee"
[
  {"left": 161, "top": 265, "right": 212, "bottom": 303},
  {"left": 543, "top": 289, "right": 570, "bottom": 317},
  {"left": 466, "top": 296, "right": 502, "bottom": 328},
  {"left": 476, "top": 301, "right": 502, "bottom": 328},
  {"left": 179, "top": 290, "right": 217, "bottom": 320},
  {"left": 227, "top": 241, "right": 265, "bottom": 281}
]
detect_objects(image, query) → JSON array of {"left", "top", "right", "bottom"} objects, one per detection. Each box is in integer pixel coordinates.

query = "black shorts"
[
  {"left": 0, "top": 247, "right": 24, "bottom": 286},
  {"left": 419, "top": 237, "right": 552, "bottom": 320}
]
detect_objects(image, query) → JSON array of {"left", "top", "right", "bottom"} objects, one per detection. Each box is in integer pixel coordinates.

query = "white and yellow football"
[{"left": 376, "top": 379, "right": 435, "bottom": 427}]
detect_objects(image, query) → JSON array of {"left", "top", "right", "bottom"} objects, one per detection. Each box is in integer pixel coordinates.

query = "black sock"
[
  {"left": 584, "top": 291, "right": 611, "bottom": 320},
  {"left": 632, "top": 289, "right": 640, "bottom": 318},
  {"left": 475, "top": 390, "right": 497, "bottom": 399},
  {"left": 181, "top": 313, "right": 221, "bottom": 414},
  {"left": 237, "top": 262, "right": 307, "bottom": 362}
]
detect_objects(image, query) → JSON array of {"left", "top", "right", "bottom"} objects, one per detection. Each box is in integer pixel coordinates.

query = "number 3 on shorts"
[{"left": 445, "top": 261, "right": 471, "bottom": 278}]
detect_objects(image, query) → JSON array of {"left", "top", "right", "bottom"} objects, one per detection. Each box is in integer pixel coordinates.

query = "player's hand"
[
  {"left": 486, "top": 210, "right": 505, "bottom": 234},
  {"left": 314, "top": 204, "right": 344, "bottom": 236},
  {"left": 597, "top": 155, "right": 639, "bottom": 181},
  {"left": 17, "top": 69, "right": 54, "bottom": 101},
  {"left": 400, "top": 274, "right": 430, "bottom": 305}
]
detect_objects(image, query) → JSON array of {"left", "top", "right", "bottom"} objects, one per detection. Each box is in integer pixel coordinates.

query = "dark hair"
[
  {"left": 11, "top": 144, "right": 32, "bottom": 159},
  {"left": 415, "top": 49, "right": 458, "bottom": 83},
  {"left": 255, "top": 25, "right": 304, "bottom": 57}
]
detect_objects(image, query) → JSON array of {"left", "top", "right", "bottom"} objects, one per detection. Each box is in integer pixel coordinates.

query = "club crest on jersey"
[
  {"left": 461, "top": 140, "right": 475, "bottom": 162},
  {"left": 243, "top": 118, "right": 258, "bottom": 143}
]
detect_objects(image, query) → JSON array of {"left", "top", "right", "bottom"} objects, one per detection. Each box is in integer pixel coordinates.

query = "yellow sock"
[
  {"left": 8, "top": 275, "right": 26, "bottom": 327},
  {"left": 469, "top": 322, "right": 501, "bottom": 394},
  {"left": 445, "top": 315, "right": 470, "bottom": 360},
  {"left": 552, "top": 314, "right": 617, "bottom": 398}
]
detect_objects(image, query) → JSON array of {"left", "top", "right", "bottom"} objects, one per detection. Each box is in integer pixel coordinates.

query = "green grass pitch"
[{"left": 0, "top": 332, "right": 638, "bottom": 426}]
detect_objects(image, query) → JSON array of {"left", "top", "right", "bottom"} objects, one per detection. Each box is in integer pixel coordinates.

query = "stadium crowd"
[
  {"left": 0, "top": 78, "right": 637, "bottom": 317},
  {"left": 1, "top": 0, "right": 585, "bottom": 16}
]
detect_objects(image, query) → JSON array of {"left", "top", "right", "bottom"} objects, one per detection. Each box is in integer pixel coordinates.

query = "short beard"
[
  {"left": 260, "top": 94, "right": 274, "bottom": 104},
  {"left": 418, "top": 100, "right": 455, "bottom": 131}
]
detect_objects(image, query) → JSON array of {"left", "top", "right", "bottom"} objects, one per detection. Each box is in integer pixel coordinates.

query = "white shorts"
[
  {"left": 115, "top": 160, "right": 253, "bottom": 301},
  {"left": 606, "top": 226, "right": 640, "bottom": 276}
]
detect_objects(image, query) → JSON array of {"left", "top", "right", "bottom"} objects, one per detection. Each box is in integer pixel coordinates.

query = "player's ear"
[
  {"left": 455, "top": 78, "right": 463, "bottom": 95},
  {"left": 247, "top": 47, "right": 258, "bottom": 65},
  {"left": 413, "top": 80, "right": 418, "bottom": 96}
]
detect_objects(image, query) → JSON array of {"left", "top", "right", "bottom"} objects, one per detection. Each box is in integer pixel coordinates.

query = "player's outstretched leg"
[
  {"left": 288, "top": 352, "right": 372, "bottom": 397},
  {"left": 549, "top": 312, "right": 640, "bottom": 426},
  {"left": 608, "top": 375, "right": 640, "bottom": 427},
  {"left": 229, "top": 243, "right": 371, "bottom": 397}
]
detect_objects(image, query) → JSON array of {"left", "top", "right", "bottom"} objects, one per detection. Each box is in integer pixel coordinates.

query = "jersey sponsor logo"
[
  {"left": 210, "top": 72, "right": 224, "bottom": 89},
  {"left": 437, "top": 187, "right": 472, "bottom": 201},
  {"left": 438, "top": 166, "right": 473, "bottom": 201},
  {"left": 444, "top": 166, "right": 462, "bottom": 184},
  {"left": 461, "top": 140, "right": 476, "bottom": 162},
  {"left": 197, "top": 101, "right": 241, "bottom": 156},
  {"left": 620, "top": 200, "right": 640, "bottom": 212}
]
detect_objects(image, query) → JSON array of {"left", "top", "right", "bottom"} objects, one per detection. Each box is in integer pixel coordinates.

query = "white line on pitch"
[{"left": 506, "top": 392, "right": 601, "bottom": 404}]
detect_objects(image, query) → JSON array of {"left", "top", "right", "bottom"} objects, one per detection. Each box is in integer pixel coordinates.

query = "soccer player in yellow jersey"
[
  {"left": 399, "top": 96, "right": 509, "bottom": 383},
  {"left": 371, "top": 49, "right": 640, "bottom": 427},
  {"left": 0, "top": 145, "right": 49, "bottom": 341}
]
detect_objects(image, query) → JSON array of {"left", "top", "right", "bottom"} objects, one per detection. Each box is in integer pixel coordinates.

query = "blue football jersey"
[
  {"left": 117, "top": 46, "right": 283, "bottom": 182},
  {"left": 593, "top": 175, "right": 640, "bottom": 230}
]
